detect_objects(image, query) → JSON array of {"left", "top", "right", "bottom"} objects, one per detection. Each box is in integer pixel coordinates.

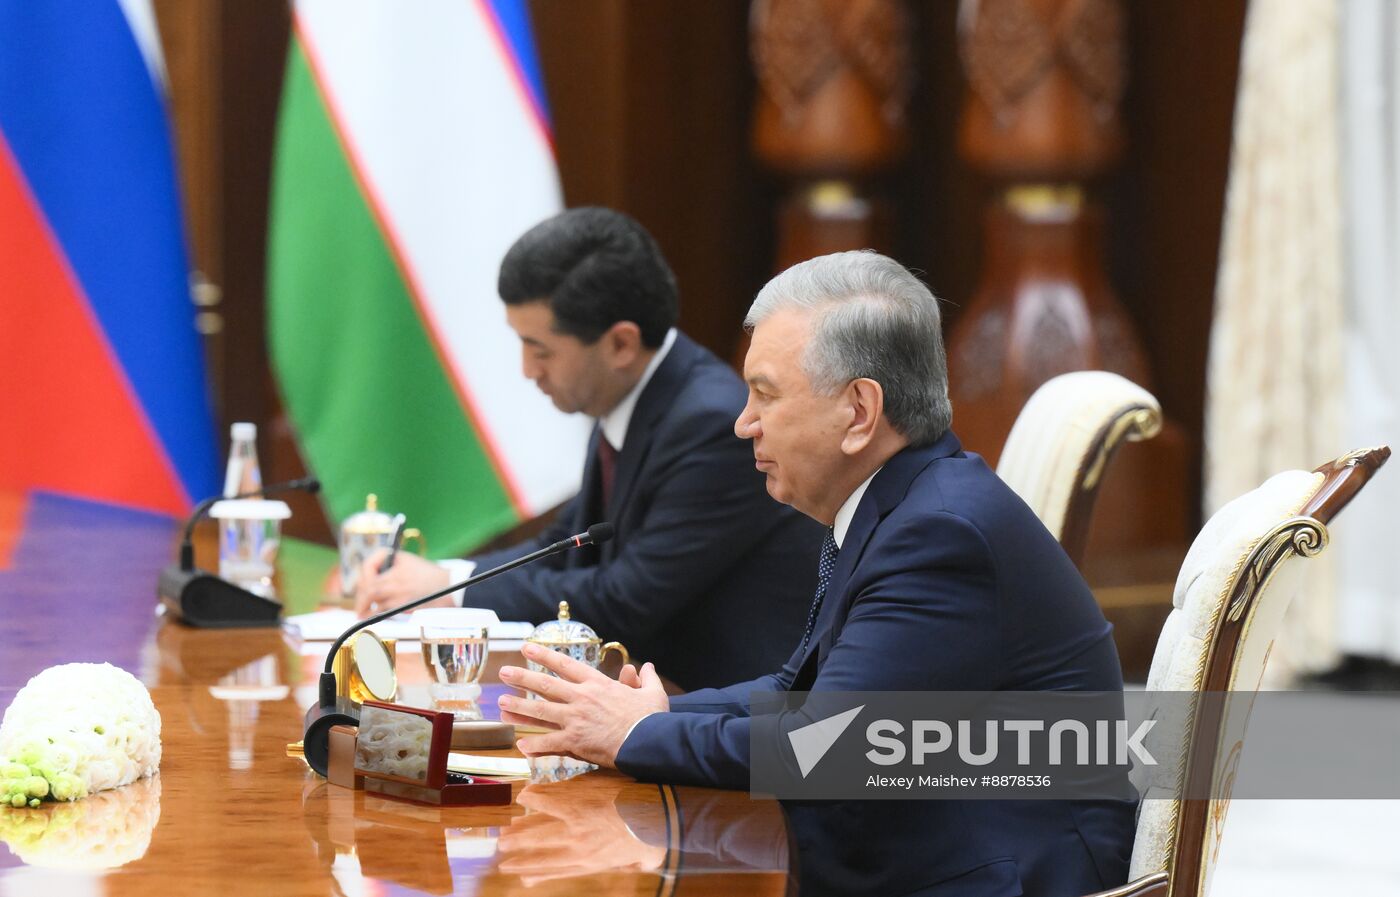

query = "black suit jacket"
[
  {"left": 617, "top": 432, "right": 1136, "bottom": 896},
  {"left": 466, "top": 332, "right": 823, "bottom": 690}
]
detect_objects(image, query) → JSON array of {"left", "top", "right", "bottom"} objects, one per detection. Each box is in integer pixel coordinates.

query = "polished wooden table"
[{"left": 0, "top": 494, "right": 792, "bottom": 895}]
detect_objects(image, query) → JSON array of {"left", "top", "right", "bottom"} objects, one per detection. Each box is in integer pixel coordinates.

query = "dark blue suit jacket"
[
  {"left": 616, "top": 432, "right": 1136, "bottom": 896},
  {"left": 465, "top": 332, "right": 823, "bottom": 690}
]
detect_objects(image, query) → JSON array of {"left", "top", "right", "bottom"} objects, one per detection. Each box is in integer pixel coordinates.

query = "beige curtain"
[
  {"left": 1336, "top": 0, "right": 1400, "bottom": 662},
  {"left": 1204, "top": 0, "right": 1344, "bottom": 682}
]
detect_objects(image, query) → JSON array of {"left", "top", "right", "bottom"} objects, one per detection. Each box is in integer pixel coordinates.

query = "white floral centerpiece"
[{"left": 0, "top": 663, "right": 161, "bottom": 808}]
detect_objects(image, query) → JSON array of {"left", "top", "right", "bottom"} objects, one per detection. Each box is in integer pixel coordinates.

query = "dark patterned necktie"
[
  {"left": 597, "top": 435, "right": 618, "bottom": 508},
  {"left": 802, "top": 528, "right": 839, "bottom": 650}
]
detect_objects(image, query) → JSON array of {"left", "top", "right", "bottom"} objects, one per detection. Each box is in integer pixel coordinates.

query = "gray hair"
[{"left": 745, "top": 250, "right": 952, "bottom": 446}]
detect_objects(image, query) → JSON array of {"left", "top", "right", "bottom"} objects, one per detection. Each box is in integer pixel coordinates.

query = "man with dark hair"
[
  {"left": 356, "top": 207, "right": 822, "bottom": 690},
  {"left": 496, "top": 205, "right": 679, "bottom": 349}
]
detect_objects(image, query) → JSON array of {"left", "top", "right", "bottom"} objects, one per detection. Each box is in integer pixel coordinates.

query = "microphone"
[
  {"left": 301, "top": 522, "right": 615, "bottom": 776},
  {"left": 157, "top": 476, "right": 322, "bottom": 629}
]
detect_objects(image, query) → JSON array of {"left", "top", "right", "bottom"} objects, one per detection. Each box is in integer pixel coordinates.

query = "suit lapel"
[
  {"left": 792, "top": 431, "right": 966, "bottom": 683},
  {"left": 605, "top": 334, "right": 701, "bottom": 524}
]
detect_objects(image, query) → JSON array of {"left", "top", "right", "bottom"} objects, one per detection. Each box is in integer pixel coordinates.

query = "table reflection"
[
  {"left": 497, "top": 779, "right": 667, "bottom": 885},
  {"left": 623, "top": 785, "right": 791, "bottom": 875},
  {"left": 301, "top": 778, "right": 520, "bottom": 895},
  {"left": 209, "top": 653, "right": 289, "bottom": 771},
  {"left": 300, "top": 771, "right": 790, "bottom": 896},
  {"left": 0, "top": 775, "right": 160, "bottom": 870}
]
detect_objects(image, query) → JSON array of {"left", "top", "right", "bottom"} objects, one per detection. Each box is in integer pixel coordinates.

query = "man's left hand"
[{"left": 498, "top": 642, "right": 669, "bottom": 768}]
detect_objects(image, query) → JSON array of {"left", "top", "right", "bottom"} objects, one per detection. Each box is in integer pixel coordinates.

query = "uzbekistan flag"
[
  {"left": 0, "top": 1, "right": 219, "bottom": 519},
  {"left": 269, "top": 0, "right": 589, "bottom": 559}
]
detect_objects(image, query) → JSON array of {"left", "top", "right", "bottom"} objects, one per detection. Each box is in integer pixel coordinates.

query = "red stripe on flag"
[{"left": 0, "top": 132, "right": 189, "bottom": 517}]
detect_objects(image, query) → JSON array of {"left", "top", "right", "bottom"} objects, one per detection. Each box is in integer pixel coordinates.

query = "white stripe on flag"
[
  {"left": 295, "top": 0, "right": 589, "bottom": 515},
  {"left": 116, "top": 0, "right": 168, "bottom": 88}
]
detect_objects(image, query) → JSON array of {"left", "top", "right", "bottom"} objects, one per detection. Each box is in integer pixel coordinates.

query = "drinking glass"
[
  {"left": 420, "top": 623, "right": 489, "bottom": 719},
  {"left": 210, "top": 499, "right": 289, "bottom": 599}
]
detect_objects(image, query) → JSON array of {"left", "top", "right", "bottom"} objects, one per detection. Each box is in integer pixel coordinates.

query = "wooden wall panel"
[
  {"left": 152, "top": 0, "right": 221, "bottom": 281},
  {"left": 532, "top": 0, "right": 768, "bottom": 360},
  {"left": 152, "top": 0, "right": 225, "bottom": 413},
  {"left": 1110, "top": 0, "right": 1249, "bottom": 525},
  {"left": 909, "top": 0, "right": 1246, "bottom": 533},
  {"left": 153, "top": 0, "right": 305, "bottom": 529}
]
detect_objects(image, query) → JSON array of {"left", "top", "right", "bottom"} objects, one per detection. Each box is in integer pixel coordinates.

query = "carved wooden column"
[
  {"left": 950, "top": 0, "right": 1189, "bottom": 674},
  {"left": 749, "top": 0, "right": 912, "bottom": 273},
  {"left": 952, "top": 0, "right": 1142, "bottom": 452}
]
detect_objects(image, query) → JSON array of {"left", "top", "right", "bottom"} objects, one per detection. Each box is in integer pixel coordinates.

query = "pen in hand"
[{"left": 377, "top": 514, "right": 409, "bottom": 574}]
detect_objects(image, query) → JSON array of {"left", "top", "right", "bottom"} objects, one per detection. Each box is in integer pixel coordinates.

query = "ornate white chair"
[
  {"left": 997, "top": 371, "right": 1162, "bottom": 565},
  {"left": 1083, "top": 446, "right": 1390, "bottom": 897}
]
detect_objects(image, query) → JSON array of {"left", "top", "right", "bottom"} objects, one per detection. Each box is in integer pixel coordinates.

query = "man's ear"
[
  {"left": 603, "top": 321, "right": 644, "bottom": 369},
  {"left": 840, "top": 378, "right": 884, "bottom": 455}
]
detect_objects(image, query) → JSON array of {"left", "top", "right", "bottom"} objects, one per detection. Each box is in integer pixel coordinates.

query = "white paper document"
[
  {"left": 283, "top": 607, "right": 535, "bottom": 643},
  {"left": 447, "top": 752, "right": 532, "bottom": 778}
]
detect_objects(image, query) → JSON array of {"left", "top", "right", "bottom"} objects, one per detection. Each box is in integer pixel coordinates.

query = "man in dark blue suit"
[
  {"left": 498, "top": 250, "right": 1136, "bottom": 895},
  {"left": 356, "top": 207, "right": 822, "bottom": 690}
]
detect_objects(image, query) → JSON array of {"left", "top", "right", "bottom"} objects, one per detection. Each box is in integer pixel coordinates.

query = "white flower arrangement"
[{"left": 0, "top": 663, "right": 161, "bottom": 808}]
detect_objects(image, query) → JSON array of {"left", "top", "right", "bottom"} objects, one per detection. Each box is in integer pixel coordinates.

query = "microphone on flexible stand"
[
  {"left": 301, "top": 522, "right": 615, "bottom": 777},
  {"left": 157, "top": 476, "right": 322, "bottom": 629}
]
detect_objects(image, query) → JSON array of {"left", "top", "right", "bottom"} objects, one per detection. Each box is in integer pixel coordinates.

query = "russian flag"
[{"left": 0, "top": 1, "right": 219, "bottom": 520}]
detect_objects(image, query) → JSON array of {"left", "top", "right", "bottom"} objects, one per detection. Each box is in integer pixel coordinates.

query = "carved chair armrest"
[
  {"left": 1079, "top": 871, "right": 1169, "bottom": 897},
  {"left": 1305, "top": 446, "right": 1391, "bottom": 525}
]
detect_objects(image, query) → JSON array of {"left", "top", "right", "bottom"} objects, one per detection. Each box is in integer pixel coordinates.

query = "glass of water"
[
  {"left": 420, "top": 621, "right": 489, "bottom": 719},
  {"left": 210, "top": 499, "right": 290, "bottom": 599}
]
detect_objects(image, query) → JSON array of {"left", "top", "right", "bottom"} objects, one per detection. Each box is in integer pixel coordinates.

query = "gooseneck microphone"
[
  {"left": 179, "top": 476, "right": 321, "bottom": 571},
  {"left": 157, "top": 476, "right": 322, "bottom": 629},
  {"left": 301, "top": 522, "right": 614, "bottom": 776}
]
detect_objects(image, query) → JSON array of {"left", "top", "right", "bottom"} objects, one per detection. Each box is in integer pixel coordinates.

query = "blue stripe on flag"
[
  {"left": 484, "top": 0, "right": 552, "bottom": 127},
  {"left": 0, "top": 0, "right": 219, "bottom": 502}
]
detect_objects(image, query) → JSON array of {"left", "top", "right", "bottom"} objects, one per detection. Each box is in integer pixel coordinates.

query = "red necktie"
[{"left": 597, "top": 435, "right": 618, "bottom": 509}]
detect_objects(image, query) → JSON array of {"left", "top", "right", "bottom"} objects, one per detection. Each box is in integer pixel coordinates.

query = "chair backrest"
[
  {"left": 1128, "top": 446, "right": 1390, "bottom": 897},
  {"left": 996, "top": 371, "right": 1162, "bottom": 564}
]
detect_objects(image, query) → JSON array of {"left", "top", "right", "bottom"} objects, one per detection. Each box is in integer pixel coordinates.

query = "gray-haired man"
[{"left": 498, "top": 250, "right": 1134, "bottom": 896}]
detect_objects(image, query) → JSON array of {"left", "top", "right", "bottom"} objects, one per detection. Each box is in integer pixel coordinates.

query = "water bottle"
[
  {"left": 224, "top": 422, "right": 262, "bottom": 497},
  {"left": 219, "top": 423, "right": 269, "bottom": 593}
]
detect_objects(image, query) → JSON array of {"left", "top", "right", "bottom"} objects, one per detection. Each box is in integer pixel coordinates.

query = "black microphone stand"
[
  {"left": 301, "top": 522, "right": 613, "bottom": 776},
  {"left": 157, "top": 477, "right": 320, "bottom": 629}
]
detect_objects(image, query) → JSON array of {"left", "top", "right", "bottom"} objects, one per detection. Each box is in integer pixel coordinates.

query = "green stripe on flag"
[{"left": 267, "top": 39, "right": 520, "bottom": 558}]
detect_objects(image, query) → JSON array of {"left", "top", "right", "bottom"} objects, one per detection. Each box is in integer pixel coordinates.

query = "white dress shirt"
[
  {"left": 599, "top": 327, "right": 677, "bottom": 452},
  {"left": 832, "top": 468, "right": 880, "bottom": 549}
]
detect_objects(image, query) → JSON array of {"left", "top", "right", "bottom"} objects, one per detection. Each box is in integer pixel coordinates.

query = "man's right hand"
[{"left": 353, "top": 549, "right": 454, "bottom": 618}]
